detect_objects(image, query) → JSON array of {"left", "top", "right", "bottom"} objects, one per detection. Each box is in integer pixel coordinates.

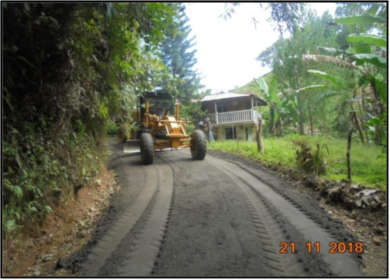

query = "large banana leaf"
[
  {"left": 347, "top": 33, "right": 386, "bottom": 48},
  {"left": 335, "top": 15, "right": 386, "bottom": 25}
]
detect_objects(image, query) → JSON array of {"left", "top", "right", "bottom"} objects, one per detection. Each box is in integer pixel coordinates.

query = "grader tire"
[
  {"left": 140, "top": 133, "right": 154, "bottom": 165},
  {"left": 190, "top": 130, "right": 207, "bottom": 160}
]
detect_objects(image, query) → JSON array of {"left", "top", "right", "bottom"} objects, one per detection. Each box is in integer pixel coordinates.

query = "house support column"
[
  {"left": 214, "top": 102, "right": 219, "bottom": 124},
  {"left": 250, "top": 96, "right": 254, "bottom": 121}
]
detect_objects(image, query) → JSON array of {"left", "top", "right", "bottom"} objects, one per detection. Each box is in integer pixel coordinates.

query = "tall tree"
[
  {"left": 159, "top": 3, "right": 202, "bottom": 104},
  {"left": 222, "top": 3, "right": 306, "bottom": 35},
  {"left": 304, "top": 3, "right": 387, "bottom": 144},
  {"left": 257, "top": 9, "right": 340, "bottom": 135}
]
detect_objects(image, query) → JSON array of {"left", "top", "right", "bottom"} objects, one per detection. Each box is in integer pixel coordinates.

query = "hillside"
[{"left": 233, "top": 72, "right": 275, "bottom": 96}]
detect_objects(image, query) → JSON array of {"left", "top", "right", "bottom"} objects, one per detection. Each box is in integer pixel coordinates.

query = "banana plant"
[
  {"left": 254, "top": 76, "right": 278, "bottom": 136},
  {"left": 254, "top": 75, "right": 296, "bottom": 137},
  {"left": 302, "top": 3, "right": 387, "bottom": 145}
]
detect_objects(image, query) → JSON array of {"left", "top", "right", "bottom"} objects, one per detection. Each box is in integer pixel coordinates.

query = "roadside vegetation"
[
  {"left": 209, "top": 135, "right": 386, "bottom": 190},
  {"left": 223, "top": 3, "right": 387, "bottom": 191}
]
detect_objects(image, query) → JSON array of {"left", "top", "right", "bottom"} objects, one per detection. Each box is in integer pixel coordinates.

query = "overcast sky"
[{"left": 185, "top": 3, "right": 336, "bottom": 93}]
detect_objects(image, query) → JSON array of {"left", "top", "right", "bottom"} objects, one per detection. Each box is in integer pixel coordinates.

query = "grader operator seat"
[{"left": 124, "top": 91, "right": 174, "bottom": 150}]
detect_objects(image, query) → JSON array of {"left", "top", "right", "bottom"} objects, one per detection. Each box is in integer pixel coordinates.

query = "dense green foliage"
[
  {"left": 255, "top": 9, "right": 340, "bottom": 136},
  {"left": 2, "top": 3, "right": 178, "bottom": 235},
  {"left": 229, "top": 4, "right": 387, "bottom": 192},
  {"left": 236, "top": 3, "right": 387, "bottom": 145},
  {"left": 303, "top": 3, "right": 387, "bottom": 146}
]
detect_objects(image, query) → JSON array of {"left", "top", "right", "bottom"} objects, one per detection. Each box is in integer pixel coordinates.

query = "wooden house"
[{"left": 196, "top": 92, "right": 267, "bottom": 141}]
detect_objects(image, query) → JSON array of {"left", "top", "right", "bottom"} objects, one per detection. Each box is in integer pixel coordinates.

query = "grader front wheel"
[
  {"left": 140, "top": 133, "right": 154, "bottom": 165},
  {"left": 190, "top": 130, "right": 207, "bottom": 160}
]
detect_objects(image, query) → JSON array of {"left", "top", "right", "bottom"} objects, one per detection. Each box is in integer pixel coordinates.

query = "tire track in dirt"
[
  {"left": 81, "top": 164, "right": 159, "bottom": 276},
  {"left": 207, "top": 156, "right": 309, "bottom": 277},
  {"left": 116, "top": 155, "right": 174, "bottom": 276},
  {"left": 207, "top": 150, "right": 359, "bottom": 243},
  {"left": 154, "top": 150, "right": 276, "bottom": 276},
  {"left": 207, "top": 156, "right": 363, "bottom": 277}
]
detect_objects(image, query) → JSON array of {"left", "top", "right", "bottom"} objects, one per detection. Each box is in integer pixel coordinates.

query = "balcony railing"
[
  {"left": 192, "top": 109, "right": 262, "bottom": 125},
  {"left": 217, "top": 109, "right": 262, "bottom": 124},
  {"left": 217, "top": 109, "right": 251, "bottom": 123}
]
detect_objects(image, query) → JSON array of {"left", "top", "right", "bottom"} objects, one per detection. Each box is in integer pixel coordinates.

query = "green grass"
[{"left": 209, "top": 135, "right": 387, "bottom": 190}]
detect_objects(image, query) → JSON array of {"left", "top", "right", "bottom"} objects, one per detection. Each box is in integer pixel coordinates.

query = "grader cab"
[{"left": 124, "top": 91, "right": 206, "bottom": 165}]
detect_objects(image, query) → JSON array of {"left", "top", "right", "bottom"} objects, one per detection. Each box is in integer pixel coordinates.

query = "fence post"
[
  {"left": 347, "top": 128, "right": 353, "bottom": 181},
  {"left": 256, "top": 117, "right": 264, "bottom": 154}
]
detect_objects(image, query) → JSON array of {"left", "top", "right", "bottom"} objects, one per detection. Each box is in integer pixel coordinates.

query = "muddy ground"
[{"left": 2, "top": 137, "right": 387, "bottom": 277}]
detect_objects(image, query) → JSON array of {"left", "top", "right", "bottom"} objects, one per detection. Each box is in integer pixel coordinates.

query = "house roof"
[{"left": 200, "top": 92, "right": 267, "bottom": 106}]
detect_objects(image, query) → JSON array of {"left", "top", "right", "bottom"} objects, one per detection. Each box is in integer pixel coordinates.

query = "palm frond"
[{"left": 302, "top": 54, "right": 361, "bottom": 71}]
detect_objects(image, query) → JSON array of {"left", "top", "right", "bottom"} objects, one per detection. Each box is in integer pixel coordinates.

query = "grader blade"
[{"left": 124, "top": 140, "right": 141, "bottom": 153}]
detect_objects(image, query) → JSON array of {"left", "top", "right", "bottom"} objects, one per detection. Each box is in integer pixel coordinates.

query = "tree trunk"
[
  {"left": 278, "top": 116, "right": 284, "bottom": 137},
  {"left": 346, "top": 129, "right": 353, "bottom": 181},
  {"left": 351, "top": 104, "right": 365, "bottom": 144},
  {"left": 361, "top": 96, "right": 370, "bottom": 143},
  {"left": 269, "top": 105, "right": 275, "bottom": 137},
  {"left": 356, "top": 95, "right": 368, "bottom": 143},
  {"left": 308, "top": 104, "right": 314, "bottom": 135},
  {"left": 371, "top": 79, "right": 385, "bottom": 145},
  {"left": 295, "top": 66, "right": 305, "bottom": 135},
  {"left": 256, "top": 118, "right": 264, "bottom": 154}
]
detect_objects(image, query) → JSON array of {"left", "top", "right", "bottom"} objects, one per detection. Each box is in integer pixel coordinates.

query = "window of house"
[
  {"left": 245, "top": 101, "right": 252, "bottom": 109},
  {"left": 225, "top": 127, "right": 236, "bottom": 140},
  {"left": 217, "top": 104, "right": 228, "bottom": 113}
]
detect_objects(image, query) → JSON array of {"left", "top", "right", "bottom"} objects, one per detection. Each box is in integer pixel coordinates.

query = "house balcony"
[
  {"left": 195, "top": 109, "right": 261, "bottom": 125},
  {"left": 218, "top": 109, "right": 262, "bottom": 124}
]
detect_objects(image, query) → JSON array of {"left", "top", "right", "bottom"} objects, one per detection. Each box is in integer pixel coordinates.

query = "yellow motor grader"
[{"left": 123, "top": 91, "right": 206, "bottom": 165}]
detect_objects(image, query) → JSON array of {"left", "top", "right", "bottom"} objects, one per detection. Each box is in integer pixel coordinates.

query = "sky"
[{"left": 185, "top": 3, "right": 336, "bottom": 93}]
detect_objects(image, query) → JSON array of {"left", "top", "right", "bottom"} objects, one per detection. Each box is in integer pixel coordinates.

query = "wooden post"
[
  {"left": 250, "top": 96, "right": 254, "bottom": 121},
  {"left": 256, "top": 117, "right": 264, "bottom": 154},
  {"left": 294, "top": 66, "right": 305, "bottom": 135},
  {"left": 351, "top": 103, "right": 365, "bottom": 144},
  {"left": 347, "top": 129, "right": 353, "bottom": 181},
  {"left": 214, "top": 102, "right": 219, "bottom": 124},
  {"left": 352, "top": 89, "right": 365, "bottom": 144}
]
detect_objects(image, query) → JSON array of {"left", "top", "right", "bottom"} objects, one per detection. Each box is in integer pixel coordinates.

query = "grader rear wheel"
[
  {"left": 190, "top": 130, "right": 207, "bottom": 160},
  {"left": 140, "top": 133, "right": 154, "bottom": 165}
]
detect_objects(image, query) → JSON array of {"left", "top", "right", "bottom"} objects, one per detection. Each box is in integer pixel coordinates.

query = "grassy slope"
[
  {"left": 209, "top": 135, "right": 386, "bottom": 189},
  {"left": 228, "top": 73, "right": 386, "bottom": 189}
]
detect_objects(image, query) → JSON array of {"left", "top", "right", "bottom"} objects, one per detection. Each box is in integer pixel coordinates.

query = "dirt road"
[{"left": 66, "top": 139, "right": 364, "bottom": 277}]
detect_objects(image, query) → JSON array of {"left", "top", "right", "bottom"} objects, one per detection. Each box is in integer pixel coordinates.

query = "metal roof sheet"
[{"left": 200, "top": 92, "right": 267, "bottom": 105}]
